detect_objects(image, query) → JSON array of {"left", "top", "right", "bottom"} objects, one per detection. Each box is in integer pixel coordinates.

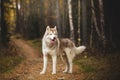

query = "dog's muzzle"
[
  {"left": 50, "top": 37, "right": 56, "bottom": 45},
  {"left": 51, "top": 37, "right": 56, "bottom": 41}
]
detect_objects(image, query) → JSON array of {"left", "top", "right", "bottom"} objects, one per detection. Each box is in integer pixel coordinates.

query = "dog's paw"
[
  {"left": 63, "top": 70, "right": 68, "bottom": 73},
  {"left": 52, "top": 72, "right": 56, "bottom": 75},
  {"left": 40, "top": 71, "right": 45, "bottom": 75},
  {"left": 68, "top": 71, "right": 72, "bottom": 74}
]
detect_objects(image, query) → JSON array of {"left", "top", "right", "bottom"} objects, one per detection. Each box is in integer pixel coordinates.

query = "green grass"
[
  {"left": 74, "top": 52, "right": 120, "bottom": 80},
  {"left": 0, "top": 56, "right": 24, "bottom": 74},
  {"left": 74, "top": 56, "right": 96, "bottom": 73},
  {"left": 81, "top": 64, "right": 95, "bottom": 72}
]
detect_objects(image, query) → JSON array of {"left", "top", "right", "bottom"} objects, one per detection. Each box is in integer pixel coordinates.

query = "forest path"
[
  {"left": 0, "top": 39, "right": 85, "bottom": 80},
  {"left": 12, "top": 39, "right": 40, "bottom": 59}
]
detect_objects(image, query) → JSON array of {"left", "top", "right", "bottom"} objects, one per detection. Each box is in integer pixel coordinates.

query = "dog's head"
[{"left": 44, "top": 26, "right": 58, "bottom": 43}]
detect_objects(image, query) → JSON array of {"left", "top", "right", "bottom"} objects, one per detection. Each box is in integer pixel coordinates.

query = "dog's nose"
[
  {"left": 53, "top": 37, "right": 56, "bottom": 40},
  {"left": 53, "top": 37, "right": 56, "bottom": 39}
]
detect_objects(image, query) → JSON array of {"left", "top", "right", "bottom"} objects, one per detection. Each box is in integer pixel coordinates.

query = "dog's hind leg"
[
  {"left": 63, "top": 62, "right": 69, "bottom": 73},
  {"left": 68, "top": 56, "right": 73, "bottom": 73},
  {"left": 64, "top": 48, "right": 73, "bottom": 73},
  {"left": 52, "top": 55, "right": 57, "bottom": 74},
  {"left": 68, "top": 51, "right": 74, "bottom": 73},
  {"left": 40, "top": 55, "right": 48, "bottom": 74},
  {"left": 63, "top": 49, "right": 70, "bottom": 73}
]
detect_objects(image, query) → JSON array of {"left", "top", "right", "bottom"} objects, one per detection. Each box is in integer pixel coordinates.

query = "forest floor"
[
  {"left": 0, "top": 39, "right": 86, "bottom": 80},
  {"left": 0, "top": 38, "right": 120, "bottom": 80}
]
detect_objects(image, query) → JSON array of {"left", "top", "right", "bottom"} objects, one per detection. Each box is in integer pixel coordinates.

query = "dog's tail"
[{"left": 74, "top": 46, "right": 86, "bottom": 55}]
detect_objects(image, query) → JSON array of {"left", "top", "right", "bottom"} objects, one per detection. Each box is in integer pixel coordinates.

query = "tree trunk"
[
  {"left": 15, "top": 0, "right": 19, "bottom": 33},
  {"left": 77, "top": 0, "right": 81, "bottom": 45},
  {"left": 81, "top": 0, "right": 87, "bottom": 45},
  {"left": 91, "top": 0, "right": 101, "bottom": 38},
  {"left": 56, "top": 0, "right": 61, "bottom": 38},
  {"left": 62, "top": 0, "right": 69, "bottom": 38},
  {"left": 1, "top": 0, "right": 9, "bottom": 45},
  {"left": 90, "top": 17, "right": 94, "bottom": 48},
  {"left": 68, "top": 0, "right": 74, "bottom": 42},
  {"left": 98, "top": 0, "right": 106, "bottom": 45}
]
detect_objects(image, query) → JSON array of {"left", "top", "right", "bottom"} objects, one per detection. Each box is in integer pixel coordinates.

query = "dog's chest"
[
  {"left": 43, "top": 43, "right": 57, "bottom": 55},
  {"left": 44, "top": 48, "right": 57, "bottom": 55}
]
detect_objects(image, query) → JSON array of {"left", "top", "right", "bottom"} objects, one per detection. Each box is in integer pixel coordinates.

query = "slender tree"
[
  {"left": 1, "top": 0, "right": 9, "bottom": 45},
  {"left": 98, "top": 0, "right": 106, "bottom": 47},
  {"left": 77, "top": 0, "right": 81, "bottom": 45},
  {"left": 68, "top": 0, "right": 74, "bottom": 41},
  {"left": 90, "top": 0, "right": 106, "bottom": 49},
  {"left": 91, "top": 0, "right": 101, "bottom": 38},
  {"left": 56, "top": 0, "right": 61, "bottom": 38},
  {"left": 90, "top": 14, "right": 94, "bottom": 48},
  {"left": 15, "top": 0, "right": 20, "bottom": 33},
  {"left": 81, "top": 0, "right": 87, "bottom": 45},
  {"left": 62, "top": 0, "right": 69, "bottom": 38}
]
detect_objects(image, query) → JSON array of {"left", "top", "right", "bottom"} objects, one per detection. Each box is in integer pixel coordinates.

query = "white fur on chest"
[{"left": 42, "top": 40, "right": 57, "bottom": 56}]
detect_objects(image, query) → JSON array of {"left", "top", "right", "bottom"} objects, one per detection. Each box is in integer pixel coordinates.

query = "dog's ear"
[
  {"left": 54, "top": 26, "right": 57, "bottom": 30},
  {"left": 46, "top": 26, "right": 50, "bottom": 31}
]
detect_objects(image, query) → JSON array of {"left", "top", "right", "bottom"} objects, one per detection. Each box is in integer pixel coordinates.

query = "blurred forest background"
[
  {"left": 0, "top": 0, "right": 120, "bottom": 80},
  {"left": 0, "top": 0, "right": 120, "bottom": 52}
]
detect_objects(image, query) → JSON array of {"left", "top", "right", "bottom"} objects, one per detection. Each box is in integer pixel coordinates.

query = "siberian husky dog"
[{"left": 40, "top": 26, "right": 86, "bottom": 75}]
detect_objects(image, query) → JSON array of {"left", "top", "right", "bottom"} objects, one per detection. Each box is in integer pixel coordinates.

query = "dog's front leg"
[
  {"left": 68, "top": 58, "right": 73, "bottom": 73},
  {"left": 69, "top": 61, "right": 73, "bottom": 73},
  {"left": 40, "top": 55, "right": 48, "bottom": 74},
  {"left": 52, "top": 55, "right": 57, "bottom": 74}
]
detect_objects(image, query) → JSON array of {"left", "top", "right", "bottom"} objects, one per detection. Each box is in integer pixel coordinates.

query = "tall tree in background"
[
  {"left": 91, "top": 0, "right": 101, "bottom": 38},
  {"left": 77, "top": 0, "right": 81, "bottom": 45},
  {"left": 56, "top": 0, "right": 61, "bottom": 38},
  {"left": 90, "top": 0, "right": 98, "bottom": 48},
  {"left": 1, "top": 0, "right": 9, "bottom": 45},
  {"left": 90, "top": 0, "right": 106, "bottom": 50},
  {"left": 81, "top": 0, "right": 87, "bottom": 45},
  {"left": 98, "top": 0, "right": 106, "bottom": 48},
  {"left": 39, "top": 0, "right": 45, "bottom": 38},
  {"left": 68, "top": 0, "right": 74, "bottom": 41},
  {"left": 15, "top": 0, "right": 20, "bottom": 33},
  {"left": 61, "top": 0, "right": 69, "bottom": 38}
]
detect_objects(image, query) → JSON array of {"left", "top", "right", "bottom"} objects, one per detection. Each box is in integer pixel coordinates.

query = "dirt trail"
[
  {"left": 0, "top": 39, "right": 85, "bottom": 80},
  {"left": 13, "top": 39, "right": 40, "bottom": 59}
]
